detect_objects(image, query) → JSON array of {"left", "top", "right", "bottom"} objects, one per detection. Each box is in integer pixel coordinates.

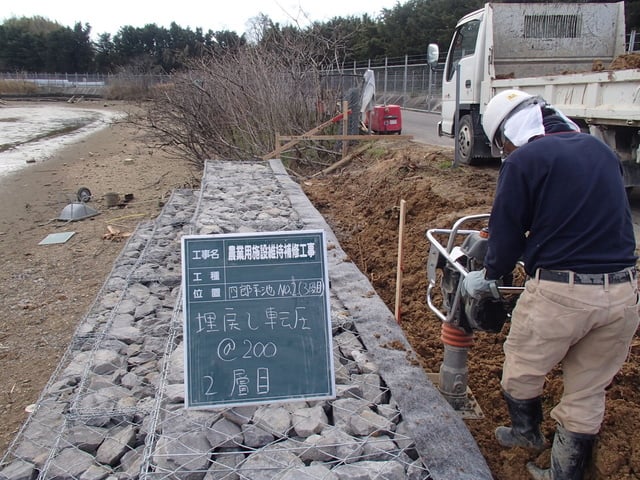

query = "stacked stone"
[
  {"left": 146, "top": 161, "right": 432, "bottom": 480},
  {"left": 0, "top": 159, "right": 493, "bottom": 480}
]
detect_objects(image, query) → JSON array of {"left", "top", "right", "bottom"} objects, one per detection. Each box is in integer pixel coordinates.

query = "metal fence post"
[
  {"left": 403, "top": 55, "right": 408, "bottom": 108},
  {"left": 384, "top": 57, "right": 388, "bottom": 102}
]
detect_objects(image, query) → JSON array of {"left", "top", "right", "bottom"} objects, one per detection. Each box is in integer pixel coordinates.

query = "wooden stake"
[
  {"left": 262, "top": 117, "right": 338, "bottom": 160},
  {"left": 312, "top": 143, "right": 372, "bottom": 177},
  {"left": 395, "top": 199, "right": 407, "bottom": 323},
  {"left": 274, "top": 133, "right": 281, "bottom": 159},
  {"left": 341, "top": 100, "right": 349, "bottom": 159}
]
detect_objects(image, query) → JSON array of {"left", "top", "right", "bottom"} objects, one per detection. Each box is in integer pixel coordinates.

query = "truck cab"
[
  {"left": 436, "top": 2, "right": 635, "bottom": 175},
  {"left": 438, "top": 8, "right": 490, "bottom": 163}
]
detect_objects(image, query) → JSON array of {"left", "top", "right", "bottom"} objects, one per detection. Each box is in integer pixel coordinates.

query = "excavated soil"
[
  {"left": 300, "top": 141, "right": 640, "bottom": 480},
  {"left": 608, "top": 53, "right": 640, "bottom": 70}
]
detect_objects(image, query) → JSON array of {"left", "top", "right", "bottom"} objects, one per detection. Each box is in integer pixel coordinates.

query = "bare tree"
[{"left": 140, "top": 23, "right": 353, "bottom": 171}]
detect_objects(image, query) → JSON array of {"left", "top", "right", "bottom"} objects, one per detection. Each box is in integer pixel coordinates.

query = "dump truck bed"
[
  {"left": 487, "top": 2, "right": 626, "bottom": 79},
  {"left": 490, "top": 67, "right": 640, "bottom": 125}
]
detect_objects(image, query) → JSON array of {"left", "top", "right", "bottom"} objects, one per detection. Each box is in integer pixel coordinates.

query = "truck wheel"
[{"left": 457, "top": 115, "right": 477, "bottom": 165}]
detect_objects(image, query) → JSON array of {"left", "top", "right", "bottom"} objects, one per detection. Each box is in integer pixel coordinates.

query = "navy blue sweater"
[{"left": 484, "top": 115, "right": 637, "bottom": 279}]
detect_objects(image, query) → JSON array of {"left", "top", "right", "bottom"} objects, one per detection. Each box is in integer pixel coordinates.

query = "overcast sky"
[{"left": 4, "top": 0, "right": 400, "bottom": 39}]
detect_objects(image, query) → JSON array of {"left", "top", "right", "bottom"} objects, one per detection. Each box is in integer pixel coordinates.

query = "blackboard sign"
[{"left": 181, "top": 230, "right": 335, "bottom": 408}]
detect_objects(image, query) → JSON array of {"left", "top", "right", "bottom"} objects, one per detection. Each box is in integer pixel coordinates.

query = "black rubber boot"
[
  {"left": 527, "top": 425, "right": 595, "bottom": 480},
  {"left": 495, "top": 391, "right": 546, "bottom": 450}
]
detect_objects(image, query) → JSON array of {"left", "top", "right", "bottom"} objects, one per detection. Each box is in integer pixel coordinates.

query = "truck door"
[{"left": 441, "top": 19, "right": 481, "bottom": 136}]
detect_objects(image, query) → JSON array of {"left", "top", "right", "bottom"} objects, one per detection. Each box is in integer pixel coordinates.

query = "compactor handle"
[{"left": 425, "top": 214, "right": 524, "bottom": 324}]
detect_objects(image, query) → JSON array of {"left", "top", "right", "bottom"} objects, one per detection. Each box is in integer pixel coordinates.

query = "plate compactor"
[{"left": 426, "top": 214, "right": 524, "bottom": 415}]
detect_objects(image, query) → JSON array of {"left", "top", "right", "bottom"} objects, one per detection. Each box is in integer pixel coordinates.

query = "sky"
[{"left": 4, "top": 0, "right": 399, "bottom": 39}]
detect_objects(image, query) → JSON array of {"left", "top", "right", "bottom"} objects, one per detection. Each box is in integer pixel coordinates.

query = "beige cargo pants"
[{"left": 501, "top": 271, "right": 639, "bottom": 435}]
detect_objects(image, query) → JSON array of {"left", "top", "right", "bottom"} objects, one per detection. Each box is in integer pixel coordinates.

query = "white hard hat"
[{"left": 482, "top": 89, "right": 535, "bottom": 156}]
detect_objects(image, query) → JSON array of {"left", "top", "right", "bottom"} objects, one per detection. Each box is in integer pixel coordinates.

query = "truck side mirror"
[{"left": 427, "top": 43, "right": 439, "bottom": 70}]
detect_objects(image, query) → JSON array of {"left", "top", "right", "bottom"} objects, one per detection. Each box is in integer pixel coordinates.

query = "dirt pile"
[
  {"left": 301, "top": 140, "right": 640, "bottom": 480},
  {"left": 609, "top": 53, "right": 640, "bottom": 70}
]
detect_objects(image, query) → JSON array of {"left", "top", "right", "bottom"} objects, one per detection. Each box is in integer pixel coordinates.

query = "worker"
[
  {"left": 461, "top": 89, "right": 639, "bottom": 480},
  {"left": 360, "top": 69, "right": 376, "bottom": 126}
]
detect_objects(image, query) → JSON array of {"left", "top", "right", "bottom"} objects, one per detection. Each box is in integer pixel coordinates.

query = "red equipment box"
[{"left": 369, "top": 104, "right": 402, "bottom": 134}]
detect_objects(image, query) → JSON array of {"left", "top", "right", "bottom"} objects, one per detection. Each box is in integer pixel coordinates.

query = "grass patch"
[
  {"left": 0, "top": 80, "right": 38, "bottom": 94},
  {"left": 366, "top": 145, "right": 390, "bottom": 159}
]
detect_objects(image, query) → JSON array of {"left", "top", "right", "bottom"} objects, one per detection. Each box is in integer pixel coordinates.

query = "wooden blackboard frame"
[{"left": 181, "top": 230, "right": 335, "bottom": 409}]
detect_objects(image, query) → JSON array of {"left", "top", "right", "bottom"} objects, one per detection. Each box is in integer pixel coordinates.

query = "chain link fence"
[
  {"left": 344, "top": 58, "right": 444, "bottom": 113},
  {"left": 0, "top": 61, "right": 445, "bottom": 113}
]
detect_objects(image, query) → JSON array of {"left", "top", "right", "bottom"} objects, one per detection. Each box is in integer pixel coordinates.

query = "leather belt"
[{"left": 537, "top": 268, "right": 636, "bottom": 285}]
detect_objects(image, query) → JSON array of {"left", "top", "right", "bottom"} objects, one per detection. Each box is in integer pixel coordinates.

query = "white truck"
[{"left": 430, "top": 2, "right": 640, "bottom": 187}]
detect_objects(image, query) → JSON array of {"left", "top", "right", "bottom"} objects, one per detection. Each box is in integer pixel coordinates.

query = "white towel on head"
[{"left": 503, "top": 104, "right": 545, "bottom": 147}]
